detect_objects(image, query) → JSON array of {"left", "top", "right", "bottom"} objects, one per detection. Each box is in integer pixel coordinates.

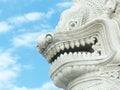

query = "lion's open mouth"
[{"left": 44, "top": 34, "right": 104, "bottom": 64}]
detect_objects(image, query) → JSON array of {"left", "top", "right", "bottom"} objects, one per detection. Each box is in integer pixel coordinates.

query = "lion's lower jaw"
[{"left": 50, "top": 64, "right": 99, "bottom": 89}]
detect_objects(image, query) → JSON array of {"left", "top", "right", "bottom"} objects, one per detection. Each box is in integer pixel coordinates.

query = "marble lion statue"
[{"left": 37, "top": 0, "right": 120, "bottom": 90}]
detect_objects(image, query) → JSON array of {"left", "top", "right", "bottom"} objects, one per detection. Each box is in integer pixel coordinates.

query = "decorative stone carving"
[{"left": 37, "top": 0, "right": 120, "bottom": 90}]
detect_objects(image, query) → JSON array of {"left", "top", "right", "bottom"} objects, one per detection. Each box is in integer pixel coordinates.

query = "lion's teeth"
[
  {"left": 80, "top": 39, "right": 85, "bottom": 46},
  {"left": 70, "top": 41, "right": 75, "bottom": 48},
  {"left": 94, "top": 51, "right": 100, "bottom": 56},
  {"left": 64, "top": 52, "right": 67, "bottom": 56},
  {"left": 90, "top": 37, "right": 96, "bottom": 44},
  {"left": 60, "top": 54, "right": 63, "bottom": 57},
  {"left": 82, "top": 52, "right": 86, "bottom": 57},
  {"left": 85, "top": 38, "right": 91, "bottom": 44},
  {"left": 92, "top": 51, "right": 99, "bottom": 57},
  {"left": 75, "top": 40, "right": 80, "bottom": 47},
  {"left": 92, "top": 43, "right": 101, "bottom": 51},
  {"left": 60, "top": 43, "right": 65, "bottom": 50},
  {"left": 56, "top": 45, "right": 60, "bottom": 52},
  {"left": 69, "top": 52, "right": 72, "bottom": 54},
  {"left": 78, "top": 52, "right": 82, "bottom": 59},
  {"left": 73, "top": 52, "right": 78, "bottom": 58},
  {"left": 52, "top": 47, "right": 56, "bottom": 55},
  {"left": 47, "top": 54, "right": 51, "bottom": 61},
  {"left": 45, "top": 35, "right": 104, "bottom": 63},
  {"left": 64, "top": 42, "right": 70, "bottom": 49},
  {"left": 86, "top": 52, "right": 91, "bottom": 58}
]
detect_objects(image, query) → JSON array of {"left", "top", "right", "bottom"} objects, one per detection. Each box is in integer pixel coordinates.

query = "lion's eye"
[
  {"left": 68, "top": 21, "right": 78, "bottom": 30},
  {"left": 70, "top": 21, "right": 77, "bottom": 27}
]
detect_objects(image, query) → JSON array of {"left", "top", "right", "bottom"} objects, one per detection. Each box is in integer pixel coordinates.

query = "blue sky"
[{"left": 0, "top": 0, "right": 72, "bottom": 90}]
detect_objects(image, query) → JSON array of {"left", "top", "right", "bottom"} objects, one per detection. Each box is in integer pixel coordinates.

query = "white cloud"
[
  {"left": 12, "top": 32, "right": 40, "bottom": 48},
  {"left": 0, "top": 49, "right": 62, "bottom": 90},
  {"left": 0, "top": 52, "right": 15, "bottom": 69},
  {"left": 0, "top": 49, "right": 36, "bottom": 90},
  {"left": 45, "top": 9, "right": 55, "bottom": 19},
  {"left": 12, "top": 81, "right": 62, "bottom": 90},
  {"left": 0, "top": 69, "right": 16, "bottom": 81},
  {"left": 37, "top": 81, "right": 60, "bottom": 90},
  {"left": 25, "top": 12, "right": 44, "bottom": 21},
  {"left": 8, "top": 10, "right": 55, "bottom": 26},
  {"left": 9, "top": 12, "right": 45, "bottom": 25},
  {"left": 56, "top": 1, "right": 72, "bottom": 9},
  {"left": 0, "top": 9, "right": 55, "bottom": 34},
  {"left": 0, "top": 50, "right": 20, "bottom": 90},
  {"left": 0, "top": 22, "right": 13, "bottom": 33}
]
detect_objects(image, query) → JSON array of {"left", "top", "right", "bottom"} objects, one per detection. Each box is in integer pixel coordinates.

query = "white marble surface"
[{"left": 37, "top": 0, "right": 120, "bottom": 90}]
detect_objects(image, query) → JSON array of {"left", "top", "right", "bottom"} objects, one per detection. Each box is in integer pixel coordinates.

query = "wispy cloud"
[
  {"left": 0, "top": 12, "right": 43, "bottom": 33},
  {"left": 0, "top": 50, "right": 20, "bottom": 90},
  {"left": 36, "top": 81, "right": 61, "bottom": 90},
  {"left": 8, "top": 10, "right": 55, "bottom": 26},
  {"left": 12, "top": 81, "right": 62, "bottom": 90},
  {"left": 0, "top": 48, "right": 36, "bottom": 90},
  {"left": 0, "top": 9, "right": 55, "bottom": 34},
  {"left": 0, "top": 22, "right": 13, "bottom": 33},
  {"left": 25, "top": 12, "right": 44, "bottom": 21},
  {"left": 0, "top": 49, "right": 62, "bottom": 90},
  {"left": 0, "top": 51, "right": 15, "bottom": 68},
  {"left": 0, "top": 49, "right": 60, "bottom": 90},
  {"left": 56, "top": 1, "right": 72, "bottom": 9},
  {"left": 45, "top": 9, "right": 55, "bottom": 19},
  {"left": 12, "top": 32, "right": 40, "bottom": 48},
  {"left": 9, "top": 12, "right": 45, "bottom": 25}
]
